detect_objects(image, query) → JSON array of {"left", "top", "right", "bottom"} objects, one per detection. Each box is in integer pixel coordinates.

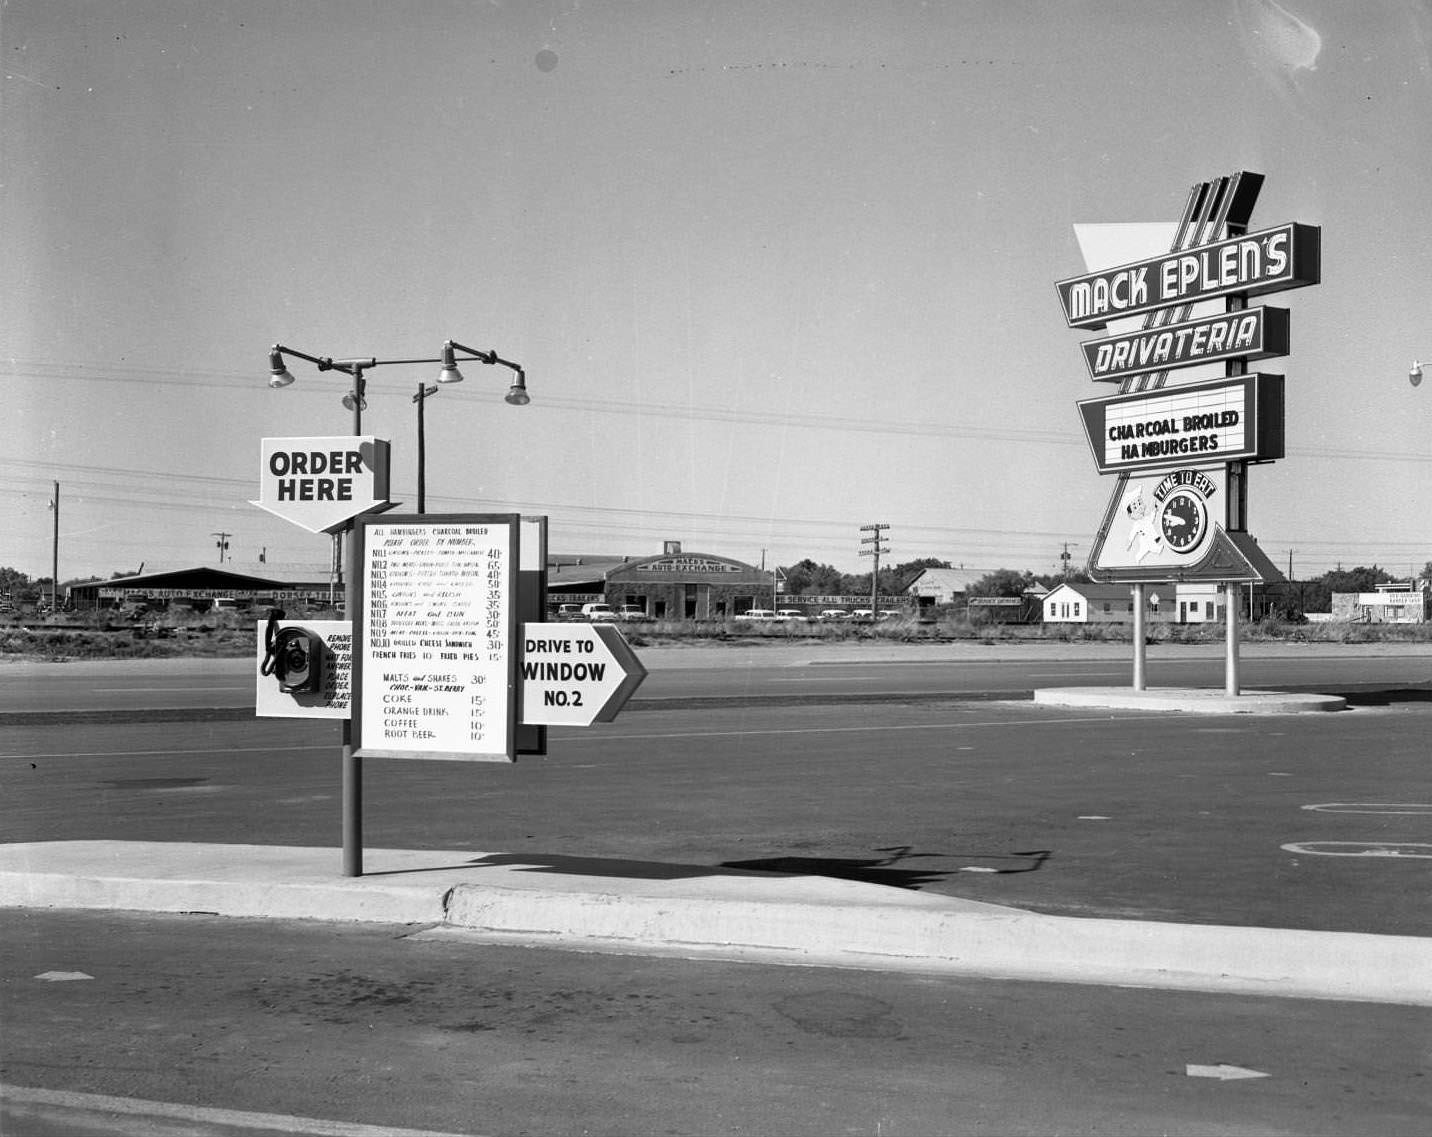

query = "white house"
[
  {"left": 1152, "top": 583, "right": 1225, "bottom": 624},
  {"left": 1043, "top": 582, "right": 1225, "bottom": 625},
  {"left": 1042, "top": 583, "right": 1144, "bottom": 624}
]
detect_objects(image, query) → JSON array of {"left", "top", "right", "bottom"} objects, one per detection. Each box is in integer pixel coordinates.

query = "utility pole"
[
  {"left": 859, "top": 523, "right": 890, "bottom": 613},
  {"left": 1060, "top": 542, "right": 1079, "bottom": 579},
  {"left": 212, "top": 532, "right": 231, "bottom": 564},
  {"left": 49, "top": 481, "right": 59, "bottom": 611}
]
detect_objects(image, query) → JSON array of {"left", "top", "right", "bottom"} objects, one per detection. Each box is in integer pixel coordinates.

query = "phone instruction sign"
[
  {"left": 352, "top": 514, "right": 518, "bottom": 761},
  {"left": 254, "top": 620, "right": 352, "bottom": 719}
]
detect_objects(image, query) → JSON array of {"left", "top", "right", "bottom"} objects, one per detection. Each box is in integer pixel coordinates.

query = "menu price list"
[{"left": 360, "top": 520, "right": 512, "bottom": 757}]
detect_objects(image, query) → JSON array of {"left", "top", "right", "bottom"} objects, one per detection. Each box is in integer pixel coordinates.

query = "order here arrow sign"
[
  {"left": 251, "top": 436, "right": 396, "bottom": 535},
  {"left": 520, "top": 623, "right": 647, "bottom": 726}
]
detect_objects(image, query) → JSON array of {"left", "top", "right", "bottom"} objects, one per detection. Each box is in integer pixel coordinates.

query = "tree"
[
  {"left": 1299, "top": 565, "right": 1393, "bottom": 615},
  {"left": 780, "top": 559, "right": 846, "bottom": 596},
  {"left": 968, "top": 568, "right": 1035, "bottom": 598}
]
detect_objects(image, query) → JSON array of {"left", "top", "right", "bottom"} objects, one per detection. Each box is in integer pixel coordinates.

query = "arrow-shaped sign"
[
  {"left": 1186, "top": 1064, "right": 1270, "bottom": 1081},
  {"left": 251, "top": 436, "right": 396, "bottom": 535},
  {"left": 520, "top": 622, "right": 647, "bottom": 726}
]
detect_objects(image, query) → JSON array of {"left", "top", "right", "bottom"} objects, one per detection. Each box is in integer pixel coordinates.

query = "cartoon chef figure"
[{"left": 1122, "top": 483, "right": 1163, "bottom": 562}]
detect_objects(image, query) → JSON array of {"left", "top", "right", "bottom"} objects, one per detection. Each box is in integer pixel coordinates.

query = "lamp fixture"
[
  {"left": 437, "top": 342, "right": 465, "bottom": 385},
  {"left": 268, "top": 348, "right": 296, "bottom": 388},
  {"left": 1411, "top": 360, "right": 1425, "bottom": 388},
  {"left": 504, "top": 370, "right": 531, "bottom": 406}
]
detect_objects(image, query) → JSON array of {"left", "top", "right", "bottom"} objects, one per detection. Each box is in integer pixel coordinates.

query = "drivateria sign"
[{"left": 1057, "top": 170, "right": 1319, "bottom": 585}]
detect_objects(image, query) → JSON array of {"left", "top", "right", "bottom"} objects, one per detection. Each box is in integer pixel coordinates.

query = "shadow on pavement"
[
  {"left": 365, "top": 846, "right": 1053, "bottom": 889},
  {"left": 1331, "top": 686, "right": 1432, "bottom": 708}
]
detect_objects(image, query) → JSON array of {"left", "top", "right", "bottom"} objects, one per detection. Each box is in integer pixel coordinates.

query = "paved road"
[
  {"left": 4, "top": 645, "right": 1430, "bottom": 1135},
  {"left": 1, "top": 641, "right": 1428, "bottom": 715},
  {"left": 4, "top": 909, "right": 1427, "bottom": 1137},
  {"left": 3, "top": 694, "right": 1429, "bottom": 936}
]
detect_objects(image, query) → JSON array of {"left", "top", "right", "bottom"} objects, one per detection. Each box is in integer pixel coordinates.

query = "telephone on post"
[{"left": 261, "top": 609, "right": 323, "bottom": 695}]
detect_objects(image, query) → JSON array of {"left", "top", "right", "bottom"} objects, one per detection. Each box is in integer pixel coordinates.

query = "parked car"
[
  {"left": 878, "top": 609, "right": 904, "bottom": 620},
  {"left": 734, "top": 608, "right": 777, "bottom": 621},
  {"left": 817, "top": 609, "right": 851, "bottom": 621},
  {"left": 581, "top": 602, "right": 618, "bottom": 623},
  {"left": 774, "top": 609, "right": 807, "bottom": 621},
  {"left": 616, "top": 604, "right": 653, "bottom": 623},
  {"left": 554, "top": 603, "right": 587, "bottom": 621},
  {"left": 850, "top": 609, "right": 876, "bottom": 621}
]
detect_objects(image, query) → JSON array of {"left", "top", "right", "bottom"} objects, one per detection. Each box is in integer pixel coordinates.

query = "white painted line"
[
  {"left": 1282, "top": 842, "right": 1432, "bottom": 858},
  {"left": 92, "top": 686, "right": 252, "bottom": 693},
  {"left": 562, "top": 713, "right": 1165, "bottom": 743},
  {"left": 0, "top": 1083, "right": 480, "bottom": 1137},
  {"left": 0, "top": 745, "right": 331, "bottom": 760},
  {"left": 768, "top": 676, "right": 880, "bottom": 683},
  {"left": 1078, "top": 816, "right": 1110, "bottom": 820},
  {"left": 1302, "top": 803, "right": 1432, "bottom": 815},
  {"left": 33, "top": 971, "right": 92, "bottom": 982},
  {"left": 1186, "top": 1064, "right": 1270, "bottom": 1081},
  {"left": 1026, "top": 670, "right": 1126, "bottom": 678}
]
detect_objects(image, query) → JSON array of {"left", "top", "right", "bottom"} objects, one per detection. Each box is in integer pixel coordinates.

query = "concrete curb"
[
  {"left": 2, "top": 841, "right": 1427, "bottom": 1006},
  {"left": 1032, "top": 686, "right": 1347, "bottom": 713}
]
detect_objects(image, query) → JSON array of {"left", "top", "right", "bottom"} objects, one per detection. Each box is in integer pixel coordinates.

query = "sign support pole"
[
  {"left": 342, "top": 520, "right": 362, "bottom": 876},
  {"left": 1131, "top": 584, "right": 1147, "bottom": 691},
  {"left": 1224, "top": 583, "right": 1241, "bottom": 696},
  {"left": 343, "top": 366, "right": 367, "bottom": 878}
]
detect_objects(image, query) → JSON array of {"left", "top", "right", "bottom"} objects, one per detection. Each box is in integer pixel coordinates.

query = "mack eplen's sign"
[
  {"left": 1055, "top": 222, "right": 1320, "bottom": 330},
  {"left": 251, "top": 436, "right": 394, "bottom": 534}
]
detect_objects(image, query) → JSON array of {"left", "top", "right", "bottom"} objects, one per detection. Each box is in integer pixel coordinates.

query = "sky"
[{"left": 4, "top": 0, "right": 1431, "bottom": 586}]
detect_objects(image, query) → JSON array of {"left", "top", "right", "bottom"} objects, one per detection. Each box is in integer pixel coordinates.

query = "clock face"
[{"left": 1159, "top": 489, "right": 1207, "bottom": 553}]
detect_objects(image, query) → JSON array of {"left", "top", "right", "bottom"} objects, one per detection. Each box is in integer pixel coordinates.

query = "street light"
[
  {"left": 264, "top": 338, "right": 529, "bottom": 877},
  {"left": 1410, "top": 360, "right": 1425, "bottom": 388}
]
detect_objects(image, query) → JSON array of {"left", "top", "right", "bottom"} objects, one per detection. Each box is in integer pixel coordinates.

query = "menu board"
[{"left": 353, "top": 514, "right": 518, "bottom": 760}]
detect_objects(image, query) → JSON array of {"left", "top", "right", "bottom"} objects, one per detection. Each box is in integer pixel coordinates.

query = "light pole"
[
  {"left": 266, "top": 339, "right": 529, "bottom": 877},
  {"left": 413, "top": 384, "right": 439, "bottom": 514},
  {"left": 1411, "top": 360, "right": 1426, "bottom": 387}
]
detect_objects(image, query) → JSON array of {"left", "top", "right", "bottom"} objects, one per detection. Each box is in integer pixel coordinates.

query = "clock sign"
[
  {"left": 1159, "top": 488, "right": 1207, "bottom": 552},
  {"left": 1153, "top": 469, "right": 1217, "bottom": 556}
]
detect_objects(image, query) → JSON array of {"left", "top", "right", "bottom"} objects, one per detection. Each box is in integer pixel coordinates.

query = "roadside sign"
[
  {"left": 254, "top": 619, "right": 351, "bottom": 719},
  {"left": 251, "top": 436, "right": 394, "bottom": 534},
  {"left": 520, "top": 622, "right": 647, "bottom": 726},
  {"left": 1077, "top": 374, "right": 1284, "bottom": 475},
  {"left": 1080, "top": 305, "right": 1289, "bottom": 384},
  {"left": 352, "top": 514, "right": 519, "bottom": 761},
  {"left": 1055, "top": 221, "right": 1321, "bottom": 329}
]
